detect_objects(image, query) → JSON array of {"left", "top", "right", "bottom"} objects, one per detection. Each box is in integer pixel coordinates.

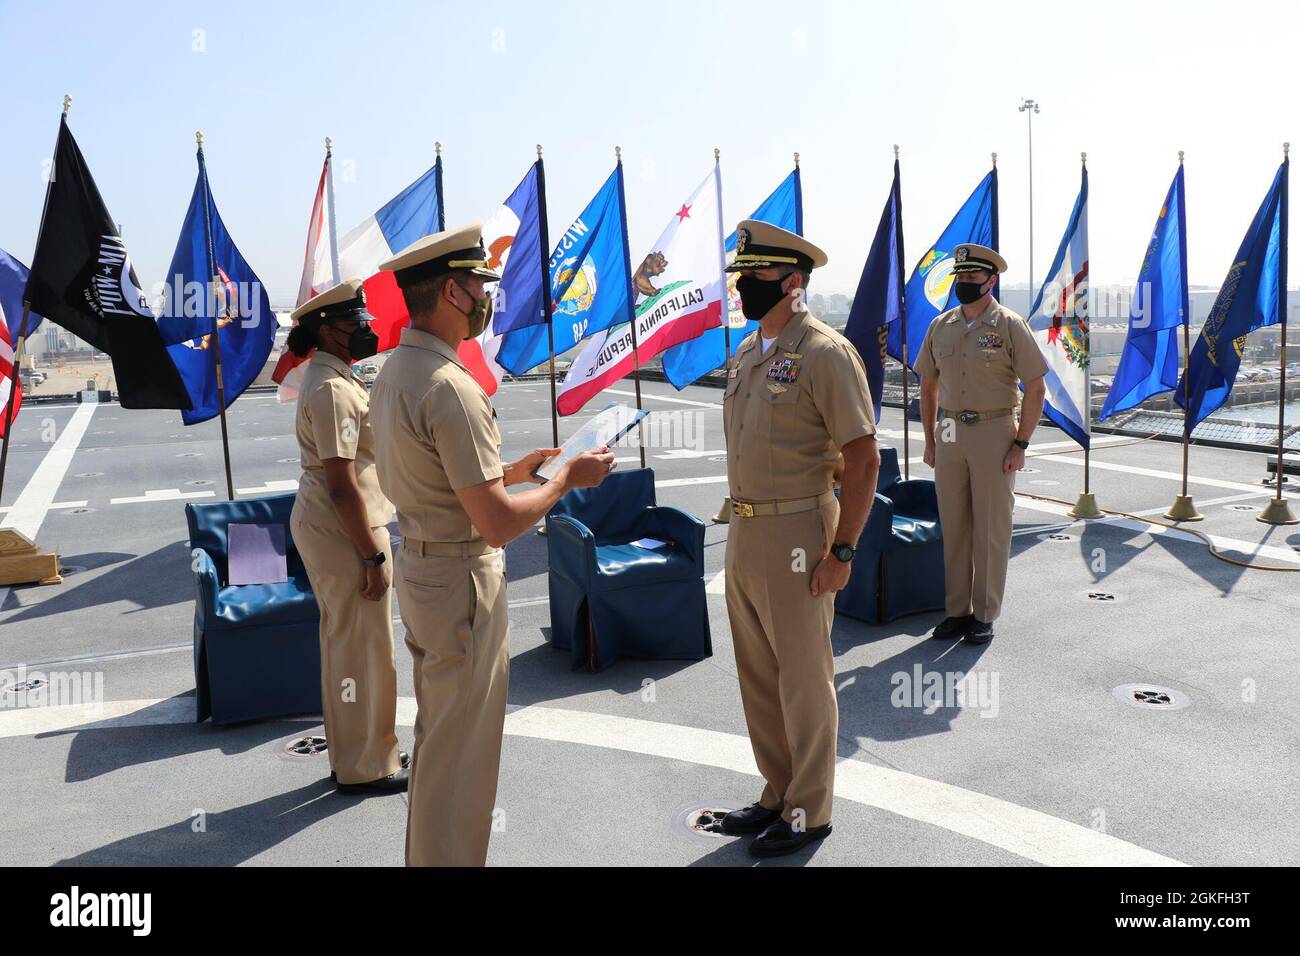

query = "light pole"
[{"left": 1019, "top": 98, "right": 1040, "bottom": 304}]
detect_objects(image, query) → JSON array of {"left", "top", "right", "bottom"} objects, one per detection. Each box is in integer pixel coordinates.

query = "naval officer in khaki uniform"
[
  {"left": 717, "top": 221, "right": 880, "bottom": 857},
  {"left": 916, "top": 243, "right": 1048, "bottom": 644},
  {"left": 287, "top": 279, "right": 406, "bottom": 794},
  {"left": 369, "top": 223, "right": 614, "bottom": 867}
]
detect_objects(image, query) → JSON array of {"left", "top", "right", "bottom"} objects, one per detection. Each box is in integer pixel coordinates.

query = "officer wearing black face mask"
[{"left": 288, "top": 278, "right": 407, "bottom": 795}]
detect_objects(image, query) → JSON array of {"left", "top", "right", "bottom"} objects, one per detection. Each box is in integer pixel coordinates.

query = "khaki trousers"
[
  {"left": 933, "top": 416, "right": 1017, "bottom": 622},
  {"left": 289, "top": 511, "right": 401, "bottom": 785},
  {"left": 396, "top": 542, "right": 509, "bottom": 867},
  {"left": 724, "top": 497, "right": 840, "bottom": 829}
]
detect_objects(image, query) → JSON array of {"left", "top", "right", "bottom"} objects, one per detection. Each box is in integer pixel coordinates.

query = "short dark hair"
[{"left": 402, "top": 270, "right": 470, "bottom": 316}]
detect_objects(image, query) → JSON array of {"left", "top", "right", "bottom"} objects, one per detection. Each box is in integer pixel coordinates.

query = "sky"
[{"left": 1, "top": 0, "right": 1297, "bottom": 309}]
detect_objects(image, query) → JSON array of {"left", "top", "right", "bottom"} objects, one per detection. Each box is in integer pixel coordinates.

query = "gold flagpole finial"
[
  {"left": 62, "top": 94, "right": 72, "bottom": 115},
  {"left": 324, "top": 136, "right": 332, "bottom": 154},
  {"left": 793, "top": 151, "right": 800, "bottom": 168},
  {"left": 1178, "top": 150, "right": 1185, "bottom": 164},
  {"left": 435, "top": 141, "right": 442, "bottom": 158},
  {"left": 991, "top": 151, "right": 998, "bottom": 168},
  {"left": 615, "top": 145, "right": 622, "bottom": 163},
  {"left": 536, "top": 144, "right": 543, "bottom": 159},
  {"left": 714, "top": 147, "right": 720, "bottom": 162},
  {"left": 196, "top": 130, "right": 204, "bottom": 149},
  {"left": 893, "top": 144, "right": 899, "bottom": 159}
]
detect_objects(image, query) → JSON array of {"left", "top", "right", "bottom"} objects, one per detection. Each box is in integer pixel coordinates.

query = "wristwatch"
[
  {"left": 363, "top": 551, "right": 387, "bottom": 568},
  {"left": 830, "top": 542, "right": 855, "bottom": 563},
  {"left": 1012, "top": 438, "right": 1030, "bottom": 450}
]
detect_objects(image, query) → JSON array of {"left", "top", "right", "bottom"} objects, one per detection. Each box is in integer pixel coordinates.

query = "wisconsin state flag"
[{"left": 25, "top": 115, "right": 191, "bottom": 409}]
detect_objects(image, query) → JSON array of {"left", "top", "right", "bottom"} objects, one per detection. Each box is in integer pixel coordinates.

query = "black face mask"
[
  {"left": 953, "top": 278, "right": 989, "bottom": 305},
  {"left": 333, "top": 322, "right": 378, "bottom": 360},
  {"left": 736, "top": 274, "right": 789, "bottom": 322}
]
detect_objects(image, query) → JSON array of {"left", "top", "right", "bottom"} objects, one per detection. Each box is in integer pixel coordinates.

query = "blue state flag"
[
  {"left": 1, "top": 248, "right": 44, "bottom": 344},
  {"left": 489, "top": 161, "right": 546, "bottom": 335},
  {"left": 1176, "top": 157, "right": 1287, "bottom": 428},
  {"left": 157, "top": 148, "right": 276, "bottom": 426},
  {"left": 893, "top": 167, "right": 998, "bottom": 369},
  {"left": 496, "top": 167, "right": 630, "bottom": 376},
  {"left": 1099, "top": 166, "right": 1188, "bottom": 420},
  {"left": 661, "top": 168, "right": 802, "bottom": 389},
  {"left": 844, "top": 158, "right": 904, "bottom": 421}
]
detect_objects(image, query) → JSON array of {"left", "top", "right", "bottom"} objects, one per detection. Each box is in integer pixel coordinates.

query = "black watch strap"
[
  {"left": 1012, "top": 438, "right": 1030, "bottom": 450},
  {"left": 831, "top": 543, "right": 855, "bottom": 563},
  {"left": 363, "top": 551, "right": 386, "bottom": 568}
]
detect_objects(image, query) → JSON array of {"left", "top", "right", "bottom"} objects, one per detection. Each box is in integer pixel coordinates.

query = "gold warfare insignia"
[
  {"left": 736, "top": 228, "right": 749, "bottom": 254},
  {"left": 766, "top": 358, "right": 801, "bottom": 384},
  {"left": 783, "top": 351, "right": 802, "bottom": 360},
  {"left": 767, "top": 382, "right": 788, "bottom": 395}
]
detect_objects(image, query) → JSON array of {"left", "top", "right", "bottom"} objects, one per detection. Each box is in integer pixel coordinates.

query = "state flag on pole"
[
  {"left": 156, "top": 146, "right": 276, "bottom": 425},
  {"left": 297, "top": 153, "right": 339, "bottom": 306},
  {"left": 844, "top": 157, "right": 904, "bottom": 421},
  {"left": 1, "top": 249, "right": 43, "bottom": 343},
  {"left": 893, "top": 167, "right": 998, "bottom": 369},
  {"left": 660, "top": 168, "right": 803, "bottom": 389},
  {"left": 1026, "top": 164, "right": 1091, "bottom": 449},
  {"left": 24, "top": 115, "right": 192, "bottom": 410},
  {"left": 456, "top": 162, "right": 547, "bottom": 395},
  {"left": 555, "top": 164, "right": 725, "bottom": 416},
  {"left": 1099, "top": 165, "right": 1187, "bottom": 421}
]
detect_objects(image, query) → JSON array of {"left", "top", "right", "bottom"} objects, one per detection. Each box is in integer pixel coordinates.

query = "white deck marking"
[
  {"left": 605, "top": 388, "right": 722, "bottom": 410},
  {"left": 236, "top": 480, "right": 298, "bottom": 495},
  {"left": 0, "top": 697, "right": 1184, "bottom": 867},
  {"left": 108, "top": 489, "right": 217, "bottom": 505},
  {"left": 1033, "top": 450, "right": 1297, "bottom": 496},
  {"left": 0, "top": 500, "right": 87, "bottom": 516},
  {"left": 706, "top": 569, "right": 727, "bottom": 594},
  {"left": 1, "top": 402, "right": 96, "bottom": 540}
]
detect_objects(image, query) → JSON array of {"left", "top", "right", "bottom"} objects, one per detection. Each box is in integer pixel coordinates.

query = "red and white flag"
[
  {"left": 0, "top": 308, "right": 22, "bottom": 439},
  {"left": 556, "top": 166, "right": 724, "bottom": 416}
]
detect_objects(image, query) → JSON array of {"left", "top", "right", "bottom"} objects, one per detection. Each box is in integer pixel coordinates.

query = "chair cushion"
[
  {"left": 594, "top": 541, "right": 697, "bottom": 587},
  {"left": 889, "top": 516, "right": 942, "bottom": 546},
  {"left": 209, "top": 574, "right": 319, "bottom": 629}
]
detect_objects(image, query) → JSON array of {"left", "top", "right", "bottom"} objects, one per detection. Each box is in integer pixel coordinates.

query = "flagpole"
[
  {"left": 1260, "top": 142, "right": 1298, "bottom": 525},
  {"left": 196, "top": 132, "right": 236, "bottom": 500},
  {"left": 1166, "top": 150, "right": 1203, "bottom": 522},
  {"left": 434, "top": 142, "right": 445, "bottom": 232},
  {"left": 717, "top": 148, "right": 729, "bottom": 374},
  {"left": 537, "top": 145, "right": 559, "bottom": 449},
  {"left": 614, "top": 146, "right": 646, "bottom": 470},
  {"left": 324, "top": 137, "right": 341, "bottom": 286},
  {"left": 1070, "top": 152, "right": 1102, "bottom": 519},
  {"left": 895, "top": 145, "right": 911, "bottom": 481},
  {"left": 1, "top": 94, "right": 70, "bottom": 506}
]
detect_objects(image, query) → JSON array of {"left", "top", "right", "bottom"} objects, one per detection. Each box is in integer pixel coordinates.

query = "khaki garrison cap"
[
  {"left": 379, "top": 222, "right": 503, "bottom": 290},
  {"left": 290, "top": 277, "right": 368, "bottom": 323},
  {"left": 726, "top": 219, "right": 828, "bottom": 273},
  {"left": 952, "top": 242, "right": 1008, "bottom": 275}
]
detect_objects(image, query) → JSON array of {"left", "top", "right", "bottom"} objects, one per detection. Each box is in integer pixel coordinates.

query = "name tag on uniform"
[
  {"left": 727, "top": 365, "right": 739, "bottom": 379},
  {"left": 766, "top": 358, "right": 801, "bottom": 384}
]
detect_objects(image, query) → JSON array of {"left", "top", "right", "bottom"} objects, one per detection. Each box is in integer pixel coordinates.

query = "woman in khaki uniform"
[{"left": 287, "top": 279, "right": 406, "bottom": 794}]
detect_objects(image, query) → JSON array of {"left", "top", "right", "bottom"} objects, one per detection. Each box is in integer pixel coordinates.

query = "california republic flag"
[{"left": 555, "top": 166, "right": 724, "bottom": 415}]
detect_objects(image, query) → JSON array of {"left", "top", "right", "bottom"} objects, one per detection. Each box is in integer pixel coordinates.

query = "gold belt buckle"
[{"left": 732, "top": 501, "right": 755, "bottom": 518}]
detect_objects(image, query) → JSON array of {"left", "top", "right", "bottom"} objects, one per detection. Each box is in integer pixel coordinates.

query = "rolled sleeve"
[
  {"left": 306, "top": 380, "right": 362, "bottom": 461},
  {"left": 1008, "top": 316, "right": 1049, "bottom": 382},
  {"left": 426, "top": 377, "right": 505, "bottom": 490},
  {"left": 812, "top": 342, "right": 877, "bottom": 448}
]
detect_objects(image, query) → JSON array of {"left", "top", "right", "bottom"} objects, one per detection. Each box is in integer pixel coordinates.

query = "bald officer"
[
  {"left": 916, "top": 243, "right": 1047, "bottom": 645},
  {"left": 369, "top": 223, "right": 614, "bottom": 867},
  {"left": 287, "top": 279, "right": 404, "bottom": 795},
  {"left": 717, "top": 220, "right": 880, "bottom": 857}
]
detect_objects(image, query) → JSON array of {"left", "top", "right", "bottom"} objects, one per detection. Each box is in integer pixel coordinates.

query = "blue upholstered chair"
[
  {"left": 545, "top": 468, "right": 711, "bottom": 672},
  {"left": 835, "top": 447, "right": 945, "bottom": 624},
  {"left": 185, "top": 493, "right": 322, "bottom": 723}
]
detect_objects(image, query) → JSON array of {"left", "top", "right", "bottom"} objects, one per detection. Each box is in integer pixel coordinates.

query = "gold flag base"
[
  {"left": 1067, "top": 492, "right": 1103, "bottom": 520},
  {"left": 1164, "top": 494, "right": 1204, "bottom": 522},
  {"left": 0, "top": 529, "right": 63, "bottom": 586},
  {"left": 711, "top": 496, "right": 732, "bottom": 525},
  {"left": 536, "top": 523, "right": 548, "bottom": 537},
  {"left": 1257, "top": 497, "right": 1300, "bottom": 526}
]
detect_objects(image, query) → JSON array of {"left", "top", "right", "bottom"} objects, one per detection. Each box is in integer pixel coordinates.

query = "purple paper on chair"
[{"left": 227, "top": 523, "right": 289, "bottom": 586}]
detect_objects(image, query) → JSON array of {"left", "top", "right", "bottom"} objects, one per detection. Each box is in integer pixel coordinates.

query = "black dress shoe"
[
  {"left": 335, "top": 766, "right": 409, "bottom": 795},
  {"left": 331, "top": 750, "right": 409, "bottom": 782},
  {"left": 748, "top": 818, "right": 832, "bottom": 857},
  {"left": 930, "top": 615, "right": 973, "bottom": 640},
  {"left": 965, "top": 619, "right": 995, "bottom": 644},
  {"left": 719, "top": 802, "right": 782, "bottom": 835}
]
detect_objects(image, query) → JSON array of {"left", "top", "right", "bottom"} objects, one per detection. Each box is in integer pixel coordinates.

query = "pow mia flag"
[{"left": 25, "top": 114, "right": 191, "bottom": 409}]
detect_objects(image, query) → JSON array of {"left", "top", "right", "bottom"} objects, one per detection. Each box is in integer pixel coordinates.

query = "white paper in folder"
[{"left": 533, "top": 403, "right": 649, "bottom": 482}]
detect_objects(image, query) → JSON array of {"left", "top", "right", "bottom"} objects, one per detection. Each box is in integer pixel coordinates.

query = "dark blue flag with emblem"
[
  {"left": 892, "top": 166, "right": 998, "bottom": 369},
  {"left": 1175, "top": 156, "right": 1287, "bottom": 428},
  {"left": 844, "top": 156, "right": 904, "bottom": 422},
  {"left": 24, "top": 114, "right": 192, "bottom": 409},
  {"left": 156, "top": 144, "right": 275, "bottom": 425}
]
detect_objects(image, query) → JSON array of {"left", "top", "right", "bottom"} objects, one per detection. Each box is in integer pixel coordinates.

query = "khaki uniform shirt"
[
  {"left": 722, "top": 311, "right": 877, "bottom": 502},
  {"left": 914, "top": 297, "right": 1049, "bottom": 411},
  {"left": 369, "top": 327, "right": 504, "bottom": 543},
  {"left": 294, "top": 350, "right": 393, "bottom": 528}
]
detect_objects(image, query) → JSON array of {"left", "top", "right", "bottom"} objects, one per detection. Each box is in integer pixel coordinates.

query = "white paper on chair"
[
  {"left": 629, "top": 537, "right": 670, "bottom": 550},
  {"left": 227, "top": 523, "right": 289, "bottom": 586},
  {"left": 533, "top": 403, "right": 649, "bottom": 482}
]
